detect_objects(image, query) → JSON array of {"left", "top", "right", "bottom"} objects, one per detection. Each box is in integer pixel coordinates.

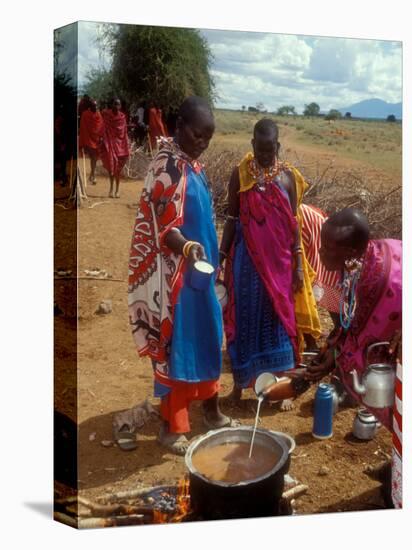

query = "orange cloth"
[
  {"left": 148, "top": 107, "right": 168, "bottom": 148},
  {"left": 160, "top": 379, "right": 219, "bottom": 433},
  {"left": 79, "top": 110, "right": 104, "bottom": 151}
]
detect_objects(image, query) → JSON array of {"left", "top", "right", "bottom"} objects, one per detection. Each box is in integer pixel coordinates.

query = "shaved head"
[
  {"left": 252, "top": 118, "right": 279, "bottom": 168},
  {"left": 177, "top": 96, "right": 213, "bottom": 124},
  {"left": 175, "top": 96, "right": 215, "bottom": 159},
  {"left": 254, "top": 118, "right": 279, "bottom": 140},
  {"left": 324, "top": 208, "right": 370, "bottom": 251}
]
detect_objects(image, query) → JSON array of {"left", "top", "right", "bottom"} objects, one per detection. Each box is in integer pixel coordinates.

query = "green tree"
[
  {"left": 387, "top": 114, "right": 396, "bottom": 122},
  {"left": 93, "top": 24, "right": 215, "bottom": 109},
  {"left": 325, "top": 109, "right": 343, "bottom": 120},
  {"left": 303, "top": 102, "right": 320, "bottom": 116},
  {"left": 345, "top": 111, "right": 352, "bottom": 118},
  {"left": 241, "top": 105, "right": 246, "bottom": 112},
  {"left": 277, "top": 105, "right": 296, "bottom": 116},
  {"left": 84, "top": 68, "right": 116, "bottom": 107},
  {"left": 256, "top": 101, "right": 265, "bottom": 112}
]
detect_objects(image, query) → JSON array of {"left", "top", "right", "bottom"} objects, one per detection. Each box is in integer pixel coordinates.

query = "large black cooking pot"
[{"left": 185, "top": 426, "right": 289, "bottom": 520}]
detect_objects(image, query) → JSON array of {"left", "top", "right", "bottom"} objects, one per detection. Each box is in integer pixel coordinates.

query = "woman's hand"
[
  {"left": 187, "top": 243, "right": 206, "bottom": 267},
  {"left": 304, "top": 348, "right": 336, "bottom": 381},
  {"left": 293, "top": 268, "right": 304, "bottom": 293}
]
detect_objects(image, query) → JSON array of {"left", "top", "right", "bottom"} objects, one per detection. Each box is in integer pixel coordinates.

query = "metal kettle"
[
  {"left": 352, "top": 408, "right": 379, "bottom": 440},
  {"left": 351, "top": 342, "right": 395, "bottom": 408}
]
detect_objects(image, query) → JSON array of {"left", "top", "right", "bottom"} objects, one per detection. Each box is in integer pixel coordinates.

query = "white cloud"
[
  {"left": 204, "top": 30, "right": 402, "bottom": 112},
  {"left": 76, "top": 23, "right": 402, "bottom": 112}
]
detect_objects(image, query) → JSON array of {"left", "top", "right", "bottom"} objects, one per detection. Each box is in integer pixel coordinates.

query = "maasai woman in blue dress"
[{"left": 129, "top": 97, "right": 237, "bottom": 455}]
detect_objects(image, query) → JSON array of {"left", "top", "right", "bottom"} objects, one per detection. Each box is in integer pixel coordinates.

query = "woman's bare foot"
[{"left": 280, "top": 399, "right": 294, "bottom": 411}]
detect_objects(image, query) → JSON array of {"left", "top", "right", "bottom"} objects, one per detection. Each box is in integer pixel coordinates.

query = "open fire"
[
  {"left": 54, "top": 476, "right": 305, "bottom": 528},
  {"left": 152, "top": 477, "right": 191, "bottom": 523}
]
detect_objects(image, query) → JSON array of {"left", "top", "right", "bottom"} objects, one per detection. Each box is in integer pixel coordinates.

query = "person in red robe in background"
[
  {"left": 100, "top": 98, "right": 130, "bottom": 198},
  {"left": 78, "top": 94, "right": 91, "bottom": 120},
  {"left": 148, "top": 102, "right": 168, "bottom": 150},
  {"left": 79, "top": 100, "right": 104, "bottom": 184}
]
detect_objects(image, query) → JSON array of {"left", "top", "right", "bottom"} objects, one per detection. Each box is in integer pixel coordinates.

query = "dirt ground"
[{"left": 54, "top": 146, "right": 393, "bottom": 519}]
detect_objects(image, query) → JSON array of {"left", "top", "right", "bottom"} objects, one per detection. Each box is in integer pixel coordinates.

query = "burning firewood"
[
  {"left": 97, "top": 485, "right": 167, "bottom": 503},
  {"left": 56, "top": 495, "right": 154, "bottom": 517}
]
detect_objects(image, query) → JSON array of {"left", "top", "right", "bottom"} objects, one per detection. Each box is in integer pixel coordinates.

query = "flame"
[
  {"left": 171, "top": 477, "right": 191, "bottom": 523},
  {"left": 152, "top": 477, "right": 191, "bottom": 524},
  {"left": 153, "top": 509, "right": 169, "bottom": 524}
]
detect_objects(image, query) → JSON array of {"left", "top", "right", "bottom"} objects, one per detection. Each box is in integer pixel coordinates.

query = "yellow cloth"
[
  {"left": 237, "top": 153, "right": 321, "bottom": 349},
  {"left": 291, "top": 165, "right": 321, "bottom": 348},
  {"left": 238, "top": 152, "right": 257, "bottom": 193}
]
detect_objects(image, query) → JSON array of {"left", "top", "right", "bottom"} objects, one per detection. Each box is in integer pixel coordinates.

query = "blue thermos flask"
[{"left": 312, "top": 383, "right": 334, "bottom": 439}]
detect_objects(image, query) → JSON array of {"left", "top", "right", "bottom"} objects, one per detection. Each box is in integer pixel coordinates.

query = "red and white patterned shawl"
[{"left": 128, "top": 139, "right": 203, "bottom": 365}]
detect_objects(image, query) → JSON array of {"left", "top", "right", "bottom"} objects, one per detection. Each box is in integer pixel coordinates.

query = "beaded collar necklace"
[{"left": 248, "top": 157, "right": 281, "bottom": 189}]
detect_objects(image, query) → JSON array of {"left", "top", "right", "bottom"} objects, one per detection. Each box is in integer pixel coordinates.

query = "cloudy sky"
[{"left": 72, "top": 21, "right": 402, "bottom": 113}]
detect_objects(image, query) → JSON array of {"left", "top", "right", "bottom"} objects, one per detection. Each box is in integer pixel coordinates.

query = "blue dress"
[
  {"left": 227, "top": 222, "right": 294, "bottom": 389},
  {"left": 167, "top": 167, "right": 223, "bottom": 383}
]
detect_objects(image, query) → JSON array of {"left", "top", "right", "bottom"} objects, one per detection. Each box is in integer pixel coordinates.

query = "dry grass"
[
  {"left": 300, "top": 160, "right": 402, "bottom": 239},
  {"left": 203, "top": 141, "right": 402, "bottom": 239}
]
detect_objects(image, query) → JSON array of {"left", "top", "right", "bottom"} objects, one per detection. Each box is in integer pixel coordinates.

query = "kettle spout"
[{"left": 351, "top": 370, "right": 366, "bottom": 396}]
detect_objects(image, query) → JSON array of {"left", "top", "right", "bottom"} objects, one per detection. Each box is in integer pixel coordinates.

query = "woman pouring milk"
[{"left": 304, "top": 208, "right": 402, "bottom": 507}]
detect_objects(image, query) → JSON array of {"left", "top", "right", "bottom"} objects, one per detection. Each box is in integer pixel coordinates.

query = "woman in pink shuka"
[{"left": 305, "top": 208, "right": 402, "bottom": 508}]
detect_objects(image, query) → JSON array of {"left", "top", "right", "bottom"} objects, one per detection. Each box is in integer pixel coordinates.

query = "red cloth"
[
  {"left": 148, "top": 108, "right": 168, "bottom": 148},
  {"left": 79, "top": 110, "right": 104, "bottom": 151},
  {"left": 78, "top": 97, "right": 90, "bottom": 118},
  {"left": 300, "top": 203, "right": 341, "bottom": 312},
  {"left": 100, "top": 109, "right": 130, "bottom": 176},
  {"left": 160, "top": 379, "right": 219, "bottom": 433}
]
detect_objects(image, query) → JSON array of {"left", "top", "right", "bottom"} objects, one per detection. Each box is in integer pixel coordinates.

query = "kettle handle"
[{"left": 366, "top": 341, "right": 390, "bottom": 364}]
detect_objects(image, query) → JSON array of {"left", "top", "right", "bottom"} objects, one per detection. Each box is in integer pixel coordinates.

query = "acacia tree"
[
  {"left": 303, "top": 102, "right": 320, "bottom": 116},
  {"left": 92, "top": 24, "right": 215, "bottom": 109},
  {"left": 325, "top": 109, "right": 342, "bottom": 121},
  {"left": 277, "top": 105, "right": 296, "bottom": 115},
  {"left": 84, "top": 68, "right": 116, "bottom": 107}
]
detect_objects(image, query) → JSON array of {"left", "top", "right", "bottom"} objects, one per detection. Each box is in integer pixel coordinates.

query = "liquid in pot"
[{"left": 192, "top": 441, "right": 280, "bottom": 483}]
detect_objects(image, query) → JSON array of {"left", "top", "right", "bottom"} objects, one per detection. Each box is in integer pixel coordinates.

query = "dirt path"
[{"left": 54, "top": 164, "right": 391, "bottom": 519}]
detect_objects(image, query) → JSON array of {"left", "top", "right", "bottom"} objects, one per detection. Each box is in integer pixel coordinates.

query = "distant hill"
[{"left": 338, "top": 98, "right": 402, "bottom": 119}]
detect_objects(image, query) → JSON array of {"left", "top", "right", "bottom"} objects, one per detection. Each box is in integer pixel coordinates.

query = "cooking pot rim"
[
  {"left": 185, "top": 426, "right": 289, "bottom": 487},
  {"left": 268, "top": 430, "right": 296, "bottom": 454}
]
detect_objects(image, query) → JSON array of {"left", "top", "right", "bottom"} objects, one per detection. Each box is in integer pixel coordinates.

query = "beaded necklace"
[
  {"left": 339, "top": 258, "right": 363, "bottom": 330},
  {"left": 248, "top": 157, "right": 281, "bottom": 190}
]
